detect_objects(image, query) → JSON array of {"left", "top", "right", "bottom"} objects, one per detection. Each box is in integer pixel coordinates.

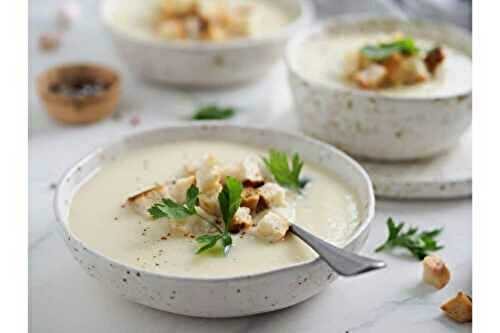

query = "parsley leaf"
[
  {"left": 375, "top": 217, "right": 444, "bottom": 260},
  {"left": 361, "top": 38, "right": 419, "bottom": 61},
  {"left": 263, "top": 149, "right": 305, "bottom": 191},
  {"left": 196, "top": 177, "right": 242, "bottom": 255},
  {"left": 192, "top": 105, "right": 236, "bottom": 120},
  {"left": 148, "top": 185, "right": 199, "bottom": 219}
]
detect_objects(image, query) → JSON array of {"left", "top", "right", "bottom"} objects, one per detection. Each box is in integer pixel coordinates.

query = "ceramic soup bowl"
[
  {"left": 286, "top": 16, "right": 472, "bottom": 161},
  {"left": 54, "top": 124, "right": 375, "bottom": 317},
  {"left": 101, "top": 0, "right": 314, "bottom": 87}
]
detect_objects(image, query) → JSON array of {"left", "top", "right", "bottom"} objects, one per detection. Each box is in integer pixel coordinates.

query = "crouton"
[
  {"left": 127, "top": 185, "right": 168, "bottom": 218},
  {"left": 195, "top": 154, "right": 222, "bottom": 194},
  {"left": 156, "top": 19, "right": 186, "bottom": 39},
  {"left": 397, "top": 57, "right": 430, "bottom": 85},
  {"left": 424, "top": 47, "right": 445, "bottom": 74},
  {"left": 168, "top": 176, "right": 195, "bottom": 203},
  {"left": 198, "top": 192, "right": 220, "bottom": 217},
  {"left": 228, "top": 207, "right": 252, "bottom": 233},
  {"left": 241, "top": 187, "right": 260, "bottom": 212},
  {"left": 184, "top": 15, "right": 202, "bottom": 39},
  {"left": 253, "top": 211, "right": 289, "bottom": 242},
  {"left": 161, "top": 0, "right": 196, "bottom": 17},
  {"left": 441, "top": 292, "right": 472, "bottom": 323},
  {"left": 258, "top": 182, "right": 286, "bottom": 208},
  {"left": 423, "top": 255, "right": 450, "bottom": 289},
  {"left": 221, "top": 157, "right": 264, "bottom": 187},
  {"left": 352, "top": 64, "right": 387, "bottom": 89}
]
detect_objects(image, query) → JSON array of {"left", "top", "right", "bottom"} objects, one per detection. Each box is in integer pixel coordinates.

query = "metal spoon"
[{"left": 289, "top": 223, "right": 386, "bottom": 276}]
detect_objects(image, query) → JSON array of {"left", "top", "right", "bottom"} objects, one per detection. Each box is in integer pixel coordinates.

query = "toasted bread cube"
[
  {"left": 441, "top": 292, "right": 472, "bottom": 323},
  {"left": 184, "top": 15, "right": 202, "bottom": 39},
  {"left": 229, "top": 207, "right": 252, "bottom": 233},
  {"left": 221, "top": 157, "right": 264, "bottom": 186},
  {"left": 399, "top": 57, "right": 430, "bottom": 84},
  {"left": 156, "top": 19, "right": 186, "bottom": 39},
  {"left": 424, "top": 47, "right": 445, "bottom": 74},
  {"left": 423, "top": 255, "right": 450, "bottom": 289},
  {"left": 127, "top": 185, "right": 168, "bottom": 218},
  {"left": 168, "top": 176, "right": 195, "bottom": 203},
  {"left": 161, "top": 0, "right": 196, "bottom": 17},
  {"left": 254, "top": 211, "right": 289, "bottom": 242},
  {"left": 353, "top": 64, "right": 387, "bottom": 89},
  {"left": 241, "top": 187, "right": 260, "bottom": 212},
  {"left": 258, "top": 183, "right": 286, "bottom": 208},
  {"left": 198, "top": 192, "right": 220, "bottom": 217},
  {"left": 204, "top": 24, "right": 228, "bottom": 41},
  {"left": 195, "top": 154, "right": 222, "bottom": 194}
]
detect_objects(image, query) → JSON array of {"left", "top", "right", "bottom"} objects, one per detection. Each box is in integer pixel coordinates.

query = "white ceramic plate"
[{"left": 54, "top": 124, "right": 375, "bottom": 318}]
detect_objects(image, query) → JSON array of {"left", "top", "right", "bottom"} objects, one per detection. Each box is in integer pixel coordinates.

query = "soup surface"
[
  {"left": 294, "top": 32, "right": 472, "bottom": 98},
  {"left": 106, "top": 0, "right": 292, "bottom": 41},
  {"left": 68, "top": 141, "right": 362, "bottom": 278}
]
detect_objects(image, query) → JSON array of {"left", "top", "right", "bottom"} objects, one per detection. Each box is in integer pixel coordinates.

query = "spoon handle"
[{"left": 289, "top": 224, "right": 386, "bottom": 276}]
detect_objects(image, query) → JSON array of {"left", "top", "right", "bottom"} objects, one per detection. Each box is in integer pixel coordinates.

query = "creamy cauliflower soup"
[
  {"left": 294, "top": 32, "right": 472, "bottom": 98},
  {"left": 68, "top": 141, "right": 361, "bottom": 278},
  {"left": 106, "top": 0, "right": 293, "bottom": 42}
]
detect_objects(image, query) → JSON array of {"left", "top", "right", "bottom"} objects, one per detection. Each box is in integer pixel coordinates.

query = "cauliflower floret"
[
  {"left": 168, "top": 175, "right": 195, "bottom": 203},
  {"left": 195, "top": 154, "right": 222, "bottom": 194},
  {"left": 253, "top": 211, "right": 289, "bottom": 242},
  {"left": 258, "top": 182, "right": 286, "bottom": 208},
  {"left": 228, "top": 207, "right": 252, "bottom": 233},
  {"left": 127, "top": 185, "right": 168, "bottom": 218},
  {"left": 423, "top": 255, "right": 450, "bottom": 289}
]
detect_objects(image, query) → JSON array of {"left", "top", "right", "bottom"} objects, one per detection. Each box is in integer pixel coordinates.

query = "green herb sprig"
[
  {"left": 361, "top": 38, "right": 419, "bottom": 61},
  {"left": 375, "top": 217, "right": 444, "bottom": 260},
  {"left": 196, "top": 176, "right": 243, "bottom": 255},
  {"left": 148, "top": 185, "right": 199, "bottom": 220},
  {"left": 263, "top": 149, "right": 308, "bottom": 191},
  {"left": 192, "top": 105, "right": 236, "bottom": 120}
]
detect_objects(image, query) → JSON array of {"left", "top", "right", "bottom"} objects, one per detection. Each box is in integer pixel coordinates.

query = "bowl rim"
[
  {"left": 53, "top": 123, "right": 375, "bottom": 282},
  {"left": 100, "top": 0, "right": 315, "bottom": 51},
  {"left": 284, "top": 14, "right": 472, "bottom": 102}
]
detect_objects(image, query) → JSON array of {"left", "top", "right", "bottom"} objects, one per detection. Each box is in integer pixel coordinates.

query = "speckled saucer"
[{"left": 360, "top": 130, "right": 471, "bottom": 199}]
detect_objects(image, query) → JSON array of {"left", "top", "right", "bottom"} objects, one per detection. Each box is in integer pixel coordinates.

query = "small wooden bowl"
[{"left": 37, "top": 63, "right": 121, "bottom": 124}]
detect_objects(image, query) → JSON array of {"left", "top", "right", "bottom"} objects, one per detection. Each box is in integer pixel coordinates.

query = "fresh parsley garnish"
[
  {"left": 263, "top": 149, "right": 306, "bottom": 191},
  {"left": 148, "top": 185, "right": 199, "bottom": 219},
  {"left": 191, "top": 105, "right": 236, "bottom": 120},
  {"left": 375, "top": 217, "right": 444, "bottom": 260},
  {"left": 361, "top": 38, "right": 419, "bottom": 61},
  {"left": 196, "top": 176, "right": 243, "bottom": 255}
]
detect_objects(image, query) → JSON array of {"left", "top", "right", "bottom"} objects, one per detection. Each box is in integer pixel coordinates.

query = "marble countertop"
[{"left": 29, "top": 1, "right": 471, "bottom": 332}]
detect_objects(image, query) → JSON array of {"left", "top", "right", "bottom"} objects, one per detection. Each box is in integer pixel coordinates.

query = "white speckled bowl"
[
  {"left": 54, "top": 124, "right": 375, "bottom": 318},
  {"left": 101, "top": 0, "right": 314, "bottom": 87},
  {"left": 286, "top": 16, "right": 472, "bottom": 161}
]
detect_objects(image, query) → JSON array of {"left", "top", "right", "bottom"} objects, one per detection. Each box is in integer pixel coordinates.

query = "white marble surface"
[{"left": 29, "top": 1, "right": 471, "bottom": 332}]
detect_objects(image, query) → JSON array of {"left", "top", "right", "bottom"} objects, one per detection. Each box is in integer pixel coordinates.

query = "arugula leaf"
[
  {"left": 192, "top": 105, "right": 236, "bottom": 120},
  {"left": 148, "top": 185, "right": 199, "bottom": 219},
  {"left": 361, "top": 38, "right": 419, "bottom": 61},
  {"left": 375, "top": 217, "right": 444, "bottom": 260},
  {"left": 263, "top": 149, "right": 305, "bottom": 191}
]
